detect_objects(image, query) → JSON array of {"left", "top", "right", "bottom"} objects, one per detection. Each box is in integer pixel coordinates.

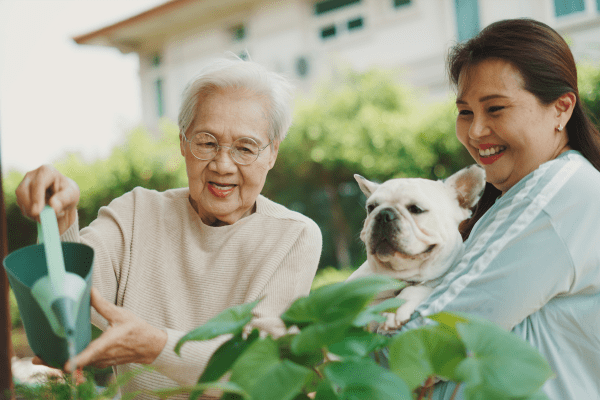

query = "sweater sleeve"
[
  {"left": 405, "top": 212, "right": 575, "bottom": 332},
  {"left": 251, "top": 219, "right": 323, "bottom": 335}
]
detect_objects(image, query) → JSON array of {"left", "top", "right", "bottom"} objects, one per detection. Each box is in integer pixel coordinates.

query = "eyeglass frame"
[{"left": 180, "top": 131, "right": 273, "bottom": 166}]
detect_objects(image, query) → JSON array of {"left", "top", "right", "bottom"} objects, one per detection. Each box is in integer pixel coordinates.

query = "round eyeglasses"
[{"left": 181, "top": 132, "right": 272, "bottom": 165}]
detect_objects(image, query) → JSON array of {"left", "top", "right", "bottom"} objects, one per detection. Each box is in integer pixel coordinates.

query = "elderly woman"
[
  {"left": 390, "top": 19, "right": 600, "bottom": 399},
  {"left": 16, "top": 57, "right": 322, "bottom": 397}
]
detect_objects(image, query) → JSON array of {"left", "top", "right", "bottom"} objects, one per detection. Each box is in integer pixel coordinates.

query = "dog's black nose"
[{"left": 376, "top": 208, "right": 397, "bottom": 223}]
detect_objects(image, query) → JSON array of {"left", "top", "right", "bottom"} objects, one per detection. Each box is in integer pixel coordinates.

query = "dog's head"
[{"left": 355, "top": 165, "right": 485, "bottom": 282}]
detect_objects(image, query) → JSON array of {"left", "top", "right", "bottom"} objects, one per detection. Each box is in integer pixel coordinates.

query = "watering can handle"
[{"left": 37, "top": 205, "right": 67, "bottom": 296}]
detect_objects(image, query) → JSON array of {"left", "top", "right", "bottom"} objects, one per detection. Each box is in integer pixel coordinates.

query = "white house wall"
[{"left": 130, "top": 0, "right": 600, "bottom": 133}]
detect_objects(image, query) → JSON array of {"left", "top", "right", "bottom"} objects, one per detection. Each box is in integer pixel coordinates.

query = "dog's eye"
[
  {"left": 408, "top": 204, "right": 426, "bottom": 214},
  {"left": 367, "top": 203, "right": 377, "bottom": 214}
]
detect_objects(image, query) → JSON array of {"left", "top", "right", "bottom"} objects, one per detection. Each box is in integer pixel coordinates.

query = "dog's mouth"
[{"left": 373, "top": 240, "right": 436, "bottom": 260}]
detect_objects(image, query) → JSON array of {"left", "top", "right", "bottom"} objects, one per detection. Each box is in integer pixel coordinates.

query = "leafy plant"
[{"left": 171, "top": 276, "right": 553, "bottom": 400}]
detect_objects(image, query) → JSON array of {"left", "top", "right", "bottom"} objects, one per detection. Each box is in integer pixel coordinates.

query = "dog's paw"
[
  {"left": 394, "top": 307, "right": 413, "bottom": 326},
  {"left": 379, "top": 312, "right": 405, "bottom": 331}
]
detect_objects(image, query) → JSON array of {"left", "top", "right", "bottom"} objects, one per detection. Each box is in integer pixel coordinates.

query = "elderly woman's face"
[
  {"left": 181, "top": 88, "right": 278, "bottom": 226},
  {"left": 455, "top": 59, "right": 571, "bottom": 195}
]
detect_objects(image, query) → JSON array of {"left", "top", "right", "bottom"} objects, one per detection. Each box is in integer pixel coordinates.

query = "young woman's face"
[{"left": 455, "top": 59, "right": 571, "bottom": 195}]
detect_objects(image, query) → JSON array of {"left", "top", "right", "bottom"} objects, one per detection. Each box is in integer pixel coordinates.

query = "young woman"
[{"left": 400, "top": 19, "right": 600, "bottom": 399}]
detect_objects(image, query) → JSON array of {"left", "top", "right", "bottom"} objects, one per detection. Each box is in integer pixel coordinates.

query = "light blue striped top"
[{"left": 401, "top": 150, "right": 600, "bottom": 399}]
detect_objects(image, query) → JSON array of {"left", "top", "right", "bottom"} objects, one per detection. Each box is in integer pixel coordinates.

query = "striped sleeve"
[{"left": 405, "top": 155, "right": 582, "bottom": 331}]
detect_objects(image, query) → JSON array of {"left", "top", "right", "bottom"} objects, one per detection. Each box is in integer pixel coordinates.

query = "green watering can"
[{"left": 3, "top": 206, "right": 94, "bottom": 369}]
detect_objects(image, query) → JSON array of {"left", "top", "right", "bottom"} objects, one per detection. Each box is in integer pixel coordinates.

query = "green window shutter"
[
  {"left": 314, "top": 0, "right": 360, "bottom": 15},
  {"left": 554, "top": 0, "right": 585, "bottom": 16},
  {"left": 155, "top": 79, "right": 164, "bottom": 118},
  {"left": 455, "top": 0, "right": 480, "bottom": 42}
]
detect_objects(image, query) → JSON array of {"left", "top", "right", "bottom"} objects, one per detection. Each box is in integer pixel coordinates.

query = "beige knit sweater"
[{"left": 62, "top": 187, "right": 322, "bottom": 399}]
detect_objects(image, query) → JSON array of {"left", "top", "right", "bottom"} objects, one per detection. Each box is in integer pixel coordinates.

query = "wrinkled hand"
[
  {"left": 62, "top": 287, "right": 168, "bottom": 372},
  {"left": 15, "top": 164, "right": 80, "bottom": 234}
]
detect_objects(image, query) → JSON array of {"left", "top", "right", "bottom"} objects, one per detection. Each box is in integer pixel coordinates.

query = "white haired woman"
[{"left": 15, "top": 57, "right": 322, "bottom": 398}]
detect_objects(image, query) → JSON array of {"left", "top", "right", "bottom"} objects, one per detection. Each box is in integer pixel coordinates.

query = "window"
[
  {"left": 151, "top": 53, "right": 161, "bottom": 67},
  {"left": 296, "top": 57, "right": 309, "bottom": 78},
  {"left": 231, "top": 24, "right": 246, "bottom": 41},
  {"left": 321, "top": 25, "right": 337, "bottom": 39},
  {"left": 455, "top": 0, "right": 480, "bottom": 41},
  {"left": 393, "top": 0, "right": 411, "bottom": 8},
  {"left": 315, "top": 0, "right": 360, "bottom": 15},
  {"left": 554, "top": 0, "right": 585, "bottom": 16},
  {"left": 155, "top": 79, "right": 164, "bottom": 118},
  {"left": 347, "top": 17, "right": 363, "bottom": 30}
]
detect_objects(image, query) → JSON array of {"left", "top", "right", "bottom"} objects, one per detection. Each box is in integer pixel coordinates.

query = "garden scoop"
[{"left": 3, "top": 205, "right": 94, "bottom": 369}]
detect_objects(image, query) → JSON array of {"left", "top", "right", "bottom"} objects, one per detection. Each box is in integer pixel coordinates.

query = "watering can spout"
[{"left": 52, "top": 297, "right": 77, "bottom": 338}]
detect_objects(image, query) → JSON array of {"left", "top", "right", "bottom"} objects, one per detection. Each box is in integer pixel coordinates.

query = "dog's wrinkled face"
[{"left": 355, "top": 165, "right": 485, "bottom": 282}]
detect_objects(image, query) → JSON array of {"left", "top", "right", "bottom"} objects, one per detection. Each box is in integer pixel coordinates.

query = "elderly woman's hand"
[
  {"left": 60, "top": 287, "right": 168, "bottom": 372},
  {"left": 15, "top": 165, "right": 80, "bottom": 234}
]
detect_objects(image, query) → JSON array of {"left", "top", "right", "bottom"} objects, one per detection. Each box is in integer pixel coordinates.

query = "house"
[{"left": 74, "top": 0, "right": 600, "bottom": 132}]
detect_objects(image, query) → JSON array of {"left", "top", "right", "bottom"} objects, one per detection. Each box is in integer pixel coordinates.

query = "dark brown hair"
[{"left": 448, "top": 18, "right": 600, "bottom": 240}]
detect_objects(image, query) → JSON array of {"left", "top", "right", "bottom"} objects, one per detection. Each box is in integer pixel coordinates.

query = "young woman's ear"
[{"left": 555, "top": 92, "right": 576, "bottom": 126}]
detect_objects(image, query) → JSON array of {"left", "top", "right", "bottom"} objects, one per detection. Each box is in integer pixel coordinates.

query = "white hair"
[{"left": 178, "top": 55, "right": 295, "bottom": 143}]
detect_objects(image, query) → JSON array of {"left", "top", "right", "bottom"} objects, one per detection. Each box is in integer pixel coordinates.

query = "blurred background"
[{"left": 2, "top": 0, "right": 600, "bottom": 377}]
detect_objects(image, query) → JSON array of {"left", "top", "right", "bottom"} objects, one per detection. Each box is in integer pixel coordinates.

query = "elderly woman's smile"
[{"left": 180, "top": 87, "right": 279, "bottom": 226}]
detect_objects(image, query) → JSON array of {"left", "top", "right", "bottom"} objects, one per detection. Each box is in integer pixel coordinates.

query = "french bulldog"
[{"left": 348, "top": 165, "right": 486, "bottom": 329}]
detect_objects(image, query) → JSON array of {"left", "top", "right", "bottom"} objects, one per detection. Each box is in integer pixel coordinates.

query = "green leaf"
[
  {"left": 427, "top": 311, "right": 470, "bottom": 332},
  {"left": 290, "top": 315, "right": 356, "bottom": 355},
  {"left": 353, "top": 297, "right": 405, "bottom": 327},
  {"left": 323, "top": 358, "right": 412, "bottom": 400},
  {"left": 153, "top": 381, "right": 249, "bottom": 400},
  {"left": 314, "top": 380, "right": 339, "bottom": 400},
  {"left": 229, "top": 337, "right": 315, "bottom": 400},
  {"left": 455, "top": 318, "right": 554, "bottom": 398},
  {"left": 281, "top": 276, "right": 403, "bottom": 327},
  {"left": 198, "top": 329, "right": 260, "bottom": 383},
  {"left": 328, "top": 327, "right": 389, "bottom": 358},
  {"left": 175, "top": 299, "right": 260, "bottom": 355},
  {"left": 277, "top": 333, "right": 324, "bottom": 368},
  {"left": 388, "top": 324, "right": 466, "bottom": 390}
]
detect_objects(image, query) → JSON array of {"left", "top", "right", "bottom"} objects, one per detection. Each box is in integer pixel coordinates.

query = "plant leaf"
[
  {"left": 175, "top": 299, "right": 260, "bottom": 355},
  {"left": 281, "top": 276, "right": 403, "bottom": 327},
  {"left": 290, "top": 315, "right": 356, "bottom": 355},
  {"left": 328, "top": 327, "right": 389, "bottom": 358},
  {"left": 352, "top": 297, "right": 405, "bottom": 327},
  {"left": 323, "top": 358, "right": 412, "bottom": 400},
  {"left": 153, "top": 381, "right": 249, "bottom": 400},
  {"left": 388, "top": 324, "right": 466, "bottom": 390},
  {"left": 454, "top": 318, "right": 554, "bottom": 398},
  {"left": 277, "top": 333, "right": 324, "bottom": 368},
  {"left": 229, "top": 337, "right": 315, "bottom": 400},
  {"left": 197, "top": 329, "right": 260, "bottom": 383},
  {"left": 313, "top": 379, "right": 340, "bottom": 400}
]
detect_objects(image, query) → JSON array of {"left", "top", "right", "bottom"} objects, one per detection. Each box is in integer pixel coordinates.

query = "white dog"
[{"left": 348, "top": 165, "right": 486, "bottom": 329}]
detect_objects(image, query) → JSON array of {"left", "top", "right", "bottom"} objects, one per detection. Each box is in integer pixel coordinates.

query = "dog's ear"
[
  {"left": 444, "top": 165, "right": 486, "bottom": 209},
  {"left": 354, "top": 174, "right": 379, "bottom": 198}
]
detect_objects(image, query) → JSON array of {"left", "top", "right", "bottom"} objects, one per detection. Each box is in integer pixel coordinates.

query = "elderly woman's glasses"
[{"left": 182, "top": 132, "right": 272, "bottom": 165}]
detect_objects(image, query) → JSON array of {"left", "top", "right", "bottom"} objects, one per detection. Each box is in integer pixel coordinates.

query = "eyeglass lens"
[{"left": 190, "top": 132, "right": 262, "bottom": 164}]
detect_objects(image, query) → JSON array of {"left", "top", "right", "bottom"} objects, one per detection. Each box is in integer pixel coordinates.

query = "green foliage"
[
  {"left": 171, "top": 277, "right": 553, "bottom": 400},
  {"left": 579, "top": 62, "right": 600, "bottom": 127},
  {"left": 311, "top": 267, "right": 354, "bottom": 290}
]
